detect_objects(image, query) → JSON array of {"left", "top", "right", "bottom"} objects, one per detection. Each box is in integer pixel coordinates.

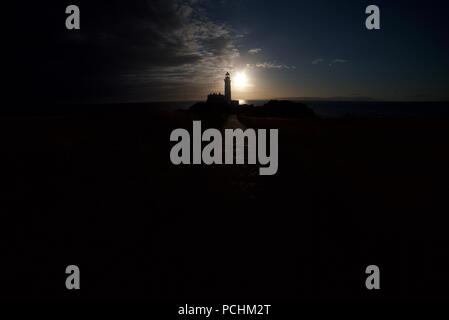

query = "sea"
[{"left": 153, "top": 100, "right": 449, "bottom": 119}]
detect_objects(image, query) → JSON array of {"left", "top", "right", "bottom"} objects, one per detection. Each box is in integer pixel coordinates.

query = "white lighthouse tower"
[{"left": 224, "top": 72, "right": 231, "bottom": 102}]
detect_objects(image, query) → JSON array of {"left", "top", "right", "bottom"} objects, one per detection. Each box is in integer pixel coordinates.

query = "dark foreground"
[{"left": 1, "top": 104, "right": 449, "bottom": 299}]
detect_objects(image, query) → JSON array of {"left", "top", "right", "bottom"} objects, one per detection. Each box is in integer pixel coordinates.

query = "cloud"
[
  {"left": 247, "top": 62, "right": 294, "bottom": 69},
  {"left": 313, "top": 58, "right": 348, "bottom": 66},
  {"left": 27, "top": 0, "right": 243, "bottom": 101},
  {"left": 115, "top": 1, "right": 242, "bottom": 91},
  {"left": 329, "top": 59, "right": 348, "bottom": 66},
  {"left": 248, "top": 48, "right": 262, "bottom": 54}
]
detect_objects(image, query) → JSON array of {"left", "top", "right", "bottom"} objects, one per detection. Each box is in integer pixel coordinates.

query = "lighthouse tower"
[{"left": 224, "top": 72, "right": 231, "bottom": 102}]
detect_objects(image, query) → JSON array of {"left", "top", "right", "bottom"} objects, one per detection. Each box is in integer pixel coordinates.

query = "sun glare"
[{"left": 234, "top": 71, "right": 249, "bottom": 90}]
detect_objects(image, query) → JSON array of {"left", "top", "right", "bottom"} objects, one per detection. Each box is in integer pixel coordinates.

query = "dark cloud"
[
  {"left": 329, "top": 59, "right": 348, "bottom": 67},
  {"left": 9, "top": 0, "right": 241, "bottom": 102}
]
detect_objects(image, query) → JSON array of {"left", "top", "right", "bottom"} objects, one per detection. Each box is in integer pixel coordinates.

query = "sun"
[{"left": 234, "top": 71, "right": 249, "bottom": 90}]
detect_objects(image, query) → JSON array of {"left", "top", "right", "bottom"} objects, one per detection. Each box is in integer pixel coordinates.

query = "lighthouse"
[
  {"left": 224, "top": 72, "right": 231, "bottom": 102},
  {"left": 205, "top": 72, "right": 238, "bottom": 107}
]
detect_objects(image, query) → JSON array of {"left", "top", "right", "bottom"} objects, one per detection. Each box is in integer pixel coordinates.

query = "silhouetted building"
[{"left": 207, "top": 92, "right": 227, "bottom": 104}]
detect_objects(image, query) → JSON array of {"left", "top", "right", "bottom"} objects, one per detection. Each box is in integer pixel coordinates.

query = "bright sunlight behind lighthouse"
[{"left": 234, "top": 71, "right": 249, "bottom": 90}]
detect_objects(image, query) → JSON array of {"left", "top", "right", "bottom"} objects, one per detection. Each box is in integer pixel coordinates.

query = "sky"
[{"left": 8, "top": 0, "right": 449, "bottom": 103}]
